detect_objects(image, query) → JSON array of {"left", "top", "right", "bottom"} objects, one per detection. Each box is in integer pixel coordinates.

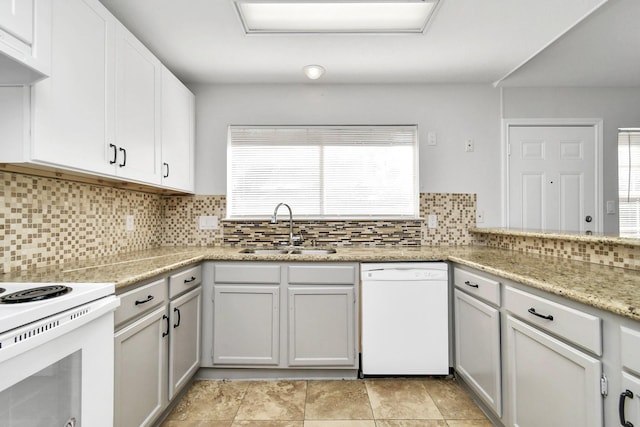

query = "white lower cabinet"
[
  {"left": 213, "top": 284, "right": 280, "bottom": 365},
  {"left": 288, "top": 286, "right": 355, "bottom": 366},
  {"left": 114, "top": 265, "right": 202, "bottom": 427},
  {"left": 506, "top": 315, "right": 602, "bottom": 427},
  {"left": 454, "top": 289, "right": 502, "bottom": 416},
  {"left": 204, "top": 262, "right": 358, "bottom": 370},
  {"left": 114, "top": 305, "right": 168, "bottom": 427},
  {"left": 169, "top": 287, "right": 202, "bottom": 400}
]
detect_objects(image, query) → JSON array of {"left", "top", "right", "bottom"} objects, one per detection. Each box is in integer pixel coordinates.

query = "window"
[
  {"left": 618, "top": 129, "right": 640, "bottom": 237},
  {"left": 228, "top": 125, "right": 419, "bottom": 219}
]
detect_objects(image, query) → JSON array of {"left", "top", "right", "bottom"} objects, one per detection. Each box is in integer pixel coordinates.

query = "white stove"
[
  {"left": 0, "top": 282, "right": 115, "bottom": 334},
  {"left": 0, "top": 282, "right": 119, "bottom": 427}
]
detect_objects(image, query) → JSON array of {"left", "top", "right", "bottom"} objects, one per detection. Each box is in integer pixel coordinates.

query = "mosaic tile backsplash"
[
  {"left": 472, "top": 230, "right": 640, "bottom": 271},
  {"left": 1, "top": 170, "right": 478, "bottom": 272},
  {"left": 1, "top": 171, "right": 163, "bottom": 274}
]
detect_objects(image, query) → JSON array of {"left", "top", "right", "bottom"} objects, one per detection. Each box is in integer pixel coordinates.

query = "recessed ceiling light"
[
  {"left": 303, "top": 64, "right": 325, "bottom": 80},
  {"left": 234, "top": 1, "right": 440, "bottom": 34}
]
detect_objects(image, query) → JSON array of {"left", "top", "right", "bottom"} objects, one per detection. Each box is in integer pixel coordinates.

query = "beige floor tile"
[
  {"left": 305, "top": 421, "right": 377, "bottom": 427},
  {"left": 235, "top": 381, "right": 307, "bottom": 420},
  {"left": 420, "top": 380, "right": 487, "bottom": 420},
  {"left": 445, "top": 421, "right": 494, "bottom": 427},
  {"left": 305, "top": 380, "right": 374, "bottom": 420},
  {"left": 161, "top": 421, "right": 233, "bottom": 427},
  {"left": 165, "top": 380, "right": 250, "bottom": 421},
  {"left": 375, "top": 421, "right": 447, "bottom": 427},
  {"left": 232, "top": 421, "right": 305, "bottom": 427},
  {"left": 365, "top": 380, "right": 443, "bottom": 420}
]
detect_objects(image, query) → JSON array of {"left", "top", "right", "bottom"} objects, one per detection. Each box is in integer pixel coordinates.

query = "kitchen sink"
[
  {"left": 238, "top": 248, "right": 291, "bottom": 254},
  {"left": 289, "top": 248, "right": 337, "bottom": 255},
  {"left": 239, "top": 247, "right": 337, "bottom": 255}
]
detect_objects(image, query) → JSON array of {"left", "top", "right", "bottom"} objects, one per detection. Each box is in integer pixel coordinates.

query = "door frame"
[{"left": 502, "top": 118, "right": 604, "bottom": 232}]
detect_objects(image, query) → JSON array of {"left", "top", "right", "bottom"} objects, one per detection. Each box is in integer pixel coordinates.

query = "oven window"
[{"left": 0, "top": 350, "right": 81, "bottom": 427}]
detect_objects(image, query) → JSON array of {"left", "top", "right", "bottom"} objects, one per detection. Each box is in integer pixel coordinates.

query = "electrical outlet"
[
  {"left": 465, "top": 138, "right": 474, "bottom": 152},
  {"left": 476, "top": 210, "right": 484, "bottom": 223},
  {"left": 199, "top": 215, "right": 219, "bottom": 230},
  {"left": 428, "top": 214, "right": 438, "bottom": 229},
  {"left": 606, "top": 201, "right": 616, "bottom": 214},
  {"left": 125, "top": 215, "right": 135, "bottom": 232}
]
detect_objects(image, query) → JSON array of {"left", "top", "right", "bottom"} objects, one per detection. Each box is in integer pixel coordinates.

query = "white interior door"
[{"left": 508, "top": 125, "right": 598, "bottom": 232}]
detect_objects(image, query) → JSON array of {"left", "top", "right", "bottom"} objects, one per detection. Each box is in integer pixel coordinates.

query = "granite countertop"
[{"left": 3, "top": 245, "right": 640, "bottom": 322}]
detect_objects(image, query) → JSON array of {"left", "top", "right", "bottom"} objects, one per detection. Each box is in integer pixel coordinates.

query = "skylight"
[{"left": 234, "top": 1, "right": 440, "bottom": 34}]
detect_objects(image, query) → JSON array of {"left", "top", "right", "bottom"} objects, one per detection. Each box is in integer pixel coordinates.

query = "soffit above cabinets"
[{"left": 98, "top": 0, "right": 615, "bottom": 85}]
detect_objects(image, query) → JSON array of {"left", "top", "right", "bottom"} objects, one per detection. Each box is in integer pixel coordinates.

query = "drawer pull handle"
[
  {"left": 464, "top": 280, "right": 479, "bottom": 288},
  {"left": 528, "top": 307, "right": 554, "bottom": 321},
  {"left": 162, "top": 314, "right": 170, "bottom": 338},
  {"left": 184, "top": 276, "right": 197, "bottom": 283},
  {"left": 134, "top": 295, "right": 154, "bottom": 305},
  {"left": 620, "top": 389, "right": 634, "bottom": 427},
  {"left": 173, "top": 307, "right": 181, "bottom": 328}
]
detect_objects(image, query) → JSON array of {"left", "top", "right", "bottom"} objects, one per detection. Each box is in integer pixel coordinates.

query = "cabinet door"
[
  {"left": 161, "top": 66, "right": 194, "bottom": 192},
  {"left": 506, "top": 315, "right": 602, "bottom": 427},
  {"left": 114, "top": 23, "right": 161, "bottom": 184},
  {"left": 114, "top": 306, "right": 168, "bottom": 427},
  {"left": 0, "top": 0, "right": 33, "bottom": 43},
  {"left": 454, "top": 289, "right": 502, "bottom": 416},
  {"left": 169, "top": 287, "right": 201, "bottom": 400},
  {"left": 288, "top": 286, "right": 356, "bottom": 367},
  {"left": 213, "top": 285, "right": 280, "bottom": 365},
  {"left": 31, "top": 0, "right": 115, "bottom": 175}
]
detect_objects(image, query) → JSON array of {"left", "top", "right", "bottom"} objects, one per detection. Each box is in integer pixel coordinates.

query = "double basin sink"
[{"left": 239, "top": 247, "right": 337, "bottom": 255}]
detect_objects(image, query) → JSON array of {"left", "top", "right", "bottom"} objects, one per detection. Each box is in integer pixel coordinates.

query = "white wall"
[
  {"left": 502, "top": 87, "right": 640, "bottom": 233},
  {"left": 190, "top": 83, "right": 503, "bottom": 227}
]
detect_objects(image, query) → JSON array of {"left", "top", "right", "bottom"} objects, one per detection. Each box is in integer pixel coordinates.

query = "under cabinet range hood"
[{"left": 0, "top": 0, "right": 51, "bottom": 84}]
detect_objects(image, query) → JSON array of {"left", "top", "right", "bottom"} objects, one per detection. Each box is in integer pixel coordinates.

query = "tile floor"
[{"left": 160, "top": 378, "right": 494, "bottom": 427}]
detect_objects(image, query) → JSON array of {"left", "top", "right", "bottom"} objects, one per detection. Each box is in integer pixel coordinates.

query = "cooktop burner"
[
  {"left": 0, "top": 285, "right": 72, "bottom": 304},
  {"left": 0, "top": 288, "right": 4, "bottom": 294}
]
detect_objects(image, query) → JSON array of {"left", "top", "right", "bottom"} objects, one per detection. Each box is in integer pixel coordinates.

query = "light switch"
[
  {"left": 427, "top": 132, "right": 437, "bottom": 146},
  {"left": 607, "top": 201, "right": 616, "bottom": 214}
]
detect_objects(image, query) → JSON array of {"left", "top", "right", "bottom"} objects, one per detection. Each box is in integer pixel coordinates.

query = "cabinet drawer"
[
  {"left": 621, "top": 326, "right": 640, "bottom": 376},
  {"left": 453, "top": 267, "right": 500, "bottom": 306},
  {"left": 288, "top": 265, "right": 356, "bottom": 285},
  {"left": 504, "top": 286, "right": 601, "bottom": 355},
  {"left": 214, "top": 263, "right": 281, "bottom": 284},
  {"left": 115, "top": 278, "right": 167, "bottom": 328},
  {"left": 169, "top": 265, "right": 202, "bottom": 299}
]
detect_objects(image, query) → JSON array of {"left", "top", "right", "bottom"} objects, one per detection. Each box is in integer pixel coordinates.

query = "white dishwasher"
[{"left": 361, "top": 262, "right": 449, "bottom": 375}]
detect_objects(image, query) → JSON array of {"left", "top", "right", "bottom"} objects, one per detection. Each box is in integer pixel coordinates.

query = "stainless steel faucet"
[{"left": 271, "top": 203, "right": 303, "bottom": 246}]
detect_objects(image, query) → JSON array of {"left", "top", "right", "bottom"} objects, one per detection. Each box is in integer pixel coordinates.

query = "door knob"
[{"left": 585, "top": 215, "right": 593, "bottom": 223}]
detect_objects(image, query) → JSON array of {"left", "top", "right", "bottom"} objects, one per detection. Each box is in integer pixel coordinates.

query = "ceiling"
[{"left": 98, "top": 0, "right": 622, "bottom": 86}]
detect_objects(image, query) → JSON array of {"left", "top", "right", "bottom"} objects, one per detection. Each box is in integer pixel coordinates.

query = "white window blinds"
[
  {"left": 618, "top": 129, "right": 640, "bottom": 237},
  {"left": 228, "top": 125, "right": 419, "bottom": 219}
]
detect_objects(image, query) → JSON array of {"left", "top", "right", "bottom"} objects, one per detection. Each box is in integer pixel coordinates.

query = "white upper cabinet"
[
  {"left": 0, "top": 0, "right": 51, "bottom": 84},
  {"left": 161, "top": 66, "right": 194, "bottom": 192},
  {"left": 114, "top": 22, "right": 161, "bottom": 184},
  {"left": 31, "top": 0, "right": 115, "bottom": 175},
  {"left": 0, "top": 0, "right": 191, "bottom": 191}
]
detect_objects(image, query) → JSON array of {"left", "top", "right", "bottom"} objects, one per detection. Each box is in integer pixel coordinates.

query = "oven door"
[{"left": 0, "top": 296, "right": 119, "bottom": 427}]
